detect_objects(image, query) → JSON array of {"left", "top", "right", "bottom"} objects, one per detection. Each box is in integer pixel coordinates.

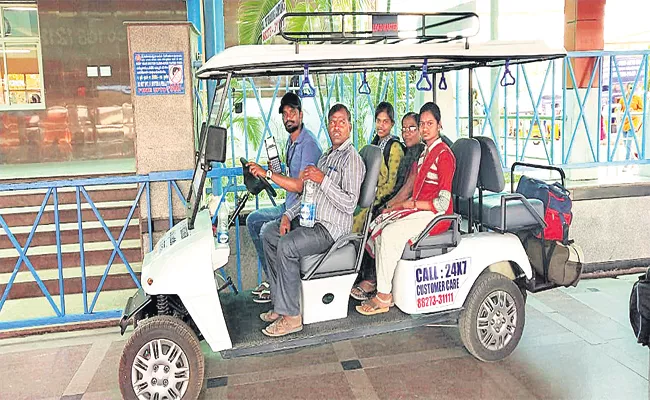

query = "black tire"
[
  {"left": 459, "top": 272, "right": 525, "bottom": 362},
  {"left": 119, "top": 315, "right": 205, "bottom": 400}
]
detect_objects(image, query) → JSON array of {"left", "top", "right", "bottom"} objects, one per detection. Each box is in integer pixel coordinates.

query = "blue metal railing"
[
  {"left": 455, "top": 51, "right": 650, "bottom": 169},
  {"left": 0, "top": 168, "right": 240, "bottom": 331},
  {"left": 230, "top": 51, "right": 649, "bottom": 173}
]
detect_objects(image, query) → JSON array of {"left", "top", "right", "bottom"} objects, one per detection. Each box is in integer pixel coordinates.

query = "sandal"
[
  {"left": 253, "top": 289, "right": 272, "bottom": 304},
  {"left": 356, "top": 295, "right": 393, "bottom": 316},
  {"left": 260, "top": 310, "right": 280, "bottom": 323},
  {"left": 350, "top": 281, "right": 377, "bottom": 301},
  {"left": 262, "top": 316, "right": 303, "bottom": 337},
  {"left": 252, "top": 281, "right": 270, "bottom": 296}
]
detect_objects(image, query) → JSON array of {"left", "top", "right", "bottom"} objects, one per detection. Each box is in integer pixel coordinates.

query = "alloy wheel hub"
[
  {"left": 476, "top": 290, "right": 517, "bottom": 351},
  {"left": 131, "top": 339, "right": 190, "bottom": 399}
]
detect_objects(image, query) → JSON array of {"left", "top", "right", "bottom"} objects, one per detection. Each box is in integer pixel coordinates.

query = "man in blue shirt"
[{"left": 246, "top": 92, "right": 322, "bottom": 303}]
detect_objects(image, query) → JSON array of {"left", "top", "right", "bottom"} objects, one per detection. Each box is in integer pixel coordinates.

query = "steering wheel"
[{"left": 240, "top": 157, "right": 277, "bottom": 198}]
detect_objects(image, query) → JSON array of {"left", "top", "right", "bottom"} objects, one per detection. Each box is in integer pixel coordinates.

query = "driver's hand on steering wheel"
[
  {"left": 246, "top": 162, "right": 266, "bottom": 179},
  {"left": 279, "top": 215, "right": 291, "bottom": 236},
  {"left": 303, "top": 165, "right": 325, "bottom": 184}
]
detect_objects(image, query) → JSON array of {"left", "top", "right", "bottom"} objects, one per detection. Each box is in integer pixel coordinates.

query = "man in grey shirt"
[{"left": 260, "top": 104, "right": 366, "bottom": 337}]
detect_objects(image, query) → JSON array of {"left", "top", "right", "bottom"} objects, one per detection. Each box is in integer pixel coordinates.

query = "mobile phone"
[{"left": 264, "top": 136, "right": 282, "bottom": 174}]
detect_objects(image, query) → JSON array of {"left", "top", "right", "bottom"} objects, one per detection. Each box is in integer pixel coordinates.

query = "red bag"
[{"left": 516, "top": 176, "right": 572, "bottom": 243}]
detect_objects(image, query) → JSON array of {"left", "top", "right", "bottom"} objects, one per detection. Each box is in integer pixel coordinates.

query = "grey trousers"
[{"left": 261, "top": 218, "right": 334, "bottom": 316}]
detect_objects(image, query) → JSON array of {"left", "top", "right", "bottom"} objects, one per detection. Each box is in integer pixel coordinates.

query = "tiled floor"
[{"left": 0, "top": 275, "right": 647, "bottom": 400}]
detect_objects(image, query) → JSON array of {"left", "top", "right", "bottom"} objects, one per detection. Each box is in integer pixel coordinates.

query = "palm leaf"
[
  {"left": 285, "top": 1, "right": 329, "bottom": 36},
  {"left": 285, "top": 0, "right": 375, "bottom": 39},
  {"left": 238, "top": 0, "right": 287, "bottom": 45},
  {"left": 222, "top": 114, "right": 265, "bottom": 151}
]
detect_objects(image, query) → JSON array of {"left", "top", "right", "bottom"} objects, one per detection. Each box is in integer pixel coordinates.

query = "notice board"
[{"left": 134, "top": 52, "right": 185, "bottom": 96}]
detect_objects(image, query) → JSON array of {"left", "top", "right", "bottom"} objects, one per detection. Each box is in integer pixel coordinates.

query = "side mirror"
[{"left": 205, "top": 126, "right": 227, "bottom": 163}]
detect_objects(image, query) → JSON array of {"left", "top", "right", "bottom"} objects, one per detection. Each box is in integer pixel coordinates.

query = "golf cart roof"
[{"left": 196, "top": 40, "right": 567, "bottom": 79}]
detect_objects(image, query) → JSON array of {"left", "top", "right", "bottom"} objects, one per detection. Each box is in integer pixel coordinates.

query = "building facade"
[{"left": 0, "top": 0, "right": 188, "bottom": 175}]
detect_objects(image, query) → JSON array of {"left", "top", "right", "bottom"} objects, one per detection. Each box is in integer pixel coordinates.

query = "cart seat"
[
  {"left": 401, "top": 138, "right": 480, "bottom": 261},
  {"left": 457, "top": 192, "right": 544, "bottom": 231},
  {"left": 474, "top": 193, "right": 544, "bottom": 231},
  {"left": 299, "top": 145, "right": 382, "bottom": 280},
  {"left": 300, "top": 242, "right": 357, "bottom": 279},
  {"left": 460, "top": 136, "right": 544, "bottom": 232}
]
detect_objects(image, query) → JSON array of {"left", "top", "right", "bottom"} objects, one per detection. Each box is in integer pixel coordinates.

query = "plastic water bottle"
[
  {"left": 217, "top": 201, "right": 230, "bottom": 244},
  {"left": 300, "top": 174, "right": 317, "bottom": 228}
]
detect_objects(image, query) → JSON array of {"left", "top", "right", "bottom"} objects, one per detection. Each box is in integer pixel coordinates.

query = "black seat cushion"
[
  {"left": 458, "top": 192, "right": 544, "bottom": 231},
  {"left": 475, "top": 136, "right": 505, "bottom": 193},
  {"left": 451, "top": 138, "right": 481, "bottom": 199},
  {"left": 300, "top": 242, "right": 357, "bottom": 278},
  {"left": 401, "top": 230, "right": 456, "bottom": 260}
]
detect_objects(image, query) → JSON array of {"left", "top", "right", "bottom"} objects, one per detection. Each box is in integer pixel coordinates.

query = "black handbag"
[{"left": 630, "top": 268, "right": 650, "bottom": 346}]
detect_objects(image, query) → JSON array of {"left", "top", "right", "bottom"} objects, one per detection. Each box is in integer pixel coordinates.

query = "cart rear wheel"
[
  {"left": 119, "top": 315, "right": 204, "bottom": 400},
  {"left": 459, "top": 272, "right": 525, "bottom": 362}
]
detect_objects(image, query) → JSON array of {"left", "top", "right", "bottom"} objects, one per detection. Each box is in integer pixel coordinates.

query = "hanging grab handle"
[
  {"left": 438, "top": 71, "right": 448, "bottom": 91},
  {"left": 500, "top": 60, "right": 516, "bottom": 87},
  {"left": 358, "top": 70, "right": 371, "bottom": 95},
  {"left": 298, "top": 64, "right": 316, "bottom": 98},
  {"left": 416, "top": 60, "right": 432, "bottom": 91}
]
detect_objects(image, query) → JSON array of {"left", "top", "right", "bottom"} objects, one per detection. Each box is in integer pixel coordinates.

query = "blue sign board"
[{"left": 134, "top": 52, "right": 185, "bottom": 96}]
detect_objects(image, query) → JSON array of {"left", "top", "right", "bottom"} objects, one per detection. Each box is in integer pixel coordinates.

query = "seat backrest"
[
  {"left": 440, "top": 134, "right": 454, "bottom": 148},
  {"left": 358, "top": 145, "right": 382, "bottom": 208},
  {"left": 475, "top": 136, "right": 505, "bottom": 193},
  {"left": 451, "top": 138, "right": 481, "bottom": 199}
]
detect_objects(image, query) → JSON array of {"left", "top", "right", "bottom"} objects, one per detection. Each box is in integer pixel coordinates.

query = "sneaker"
[
  {"left": 253, "top": 289, "right": 272, "bottom": 304},
  {"left": 252, "top": 281, "right": 270, "bottom": 296}
]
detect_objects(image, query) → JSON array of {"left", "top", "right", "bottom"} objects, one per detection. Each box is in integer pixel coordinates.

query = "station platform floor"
[{"left": 0, "top": 274, "right": 647, "bottom": 400}]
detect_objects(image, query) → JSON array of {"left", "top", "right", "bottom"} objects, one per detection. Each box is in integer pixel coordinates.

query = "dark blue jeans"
[{"left": 246, "top": 204, "right": 285, "bottom": 278}]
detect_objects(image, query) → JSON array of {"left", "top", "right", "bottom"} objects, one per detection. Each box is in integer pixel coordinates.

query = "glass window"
[
  {"left": 0, "top": 4, "right": 43, "bottom": 110},
  {"left": 3, "top": 7, "right": 39, "bottom": 37},
  {"left": 6, "top": 44, "right": 40, "bottom": 104}
]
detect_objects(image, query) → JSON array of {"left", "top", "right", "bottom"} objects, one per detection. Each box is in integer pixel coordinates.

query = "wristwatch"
[{"left": 266, "top": 169, "right": 273, "bottom": 180}]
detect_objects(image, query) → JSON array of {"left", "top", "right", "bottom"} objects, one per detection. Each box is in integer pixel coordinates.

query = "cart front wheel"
[
  {"left": 119, "top": 315, "right": 204, "bottom": 400},
  {"left": 459, "top": 272, "right": 525, "bottom": 362}
]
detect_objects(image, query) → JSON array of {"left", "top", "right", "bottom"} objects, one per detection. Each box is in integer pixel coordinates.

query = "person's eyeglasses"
[{"left": 402, "top": 126, "right": 417, "bottom": 132}]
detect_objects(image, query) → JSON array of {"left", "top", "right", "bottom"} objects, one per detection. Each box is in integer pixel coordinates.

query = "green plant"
[
  {"left": 238, "top": 0, "right": 287, "bottom": 45},
  {"left": 239, "top": 0, "right": 374, "bottom": 46}
]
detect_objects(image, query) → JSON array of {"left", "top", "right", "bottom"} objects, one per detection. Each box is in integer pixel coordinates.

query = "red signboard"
[{"left": 372, "top": 15, "right": 398, "bottom": 37}]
